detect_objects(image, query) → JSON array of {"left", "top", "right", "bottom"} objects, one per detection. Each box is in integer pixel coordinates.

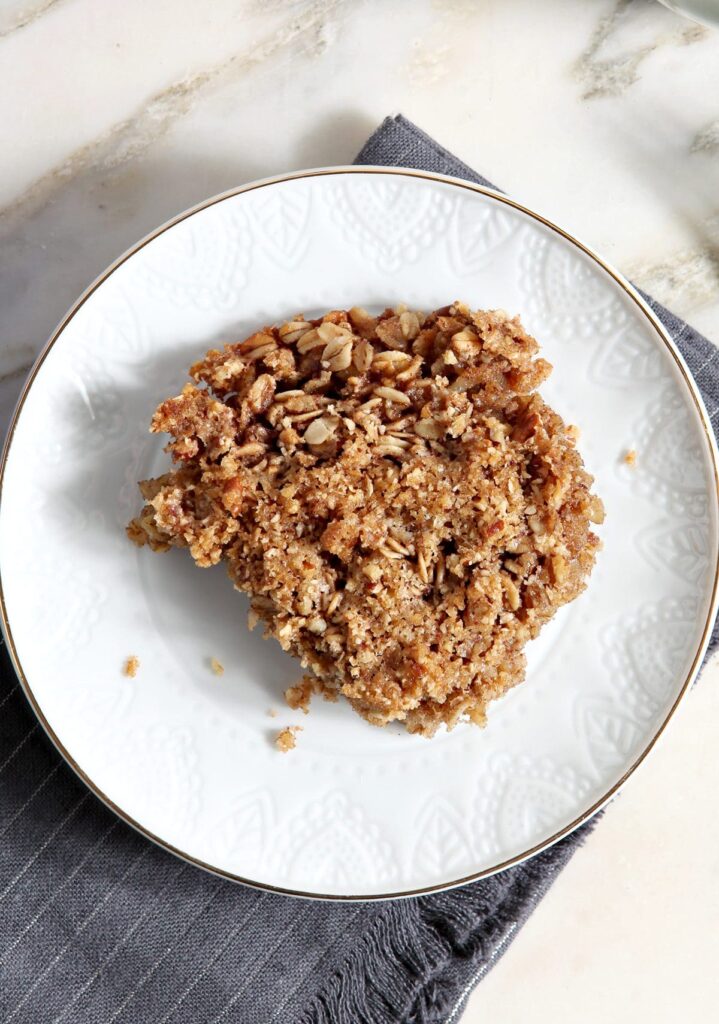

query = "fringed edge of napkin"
[{"left": 300, "top": 822, "right": 596, "bottom": 1024}]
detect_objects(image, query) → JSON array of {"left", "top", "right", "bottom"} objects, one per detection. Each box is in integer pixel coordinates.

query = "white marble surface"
[{"left": 1, "top": 0, "right": 717, "bottom": 1017}]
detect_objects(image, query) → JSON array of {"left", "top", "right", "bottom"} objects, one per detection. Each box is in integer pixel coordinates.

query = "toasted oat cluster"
[{"left": 128, "top": 303, "right": 604, "bottom": 736}]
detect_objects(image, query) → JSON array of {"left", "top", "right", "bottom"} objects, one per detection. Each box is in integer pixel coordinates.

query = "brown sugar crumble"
[
  {"left": 285, "top": 675, "right": 337, "bottom": 713},
  {"left": 210, "top": 656, "right": 224, "bottom": 676},
  {"left": 284, "top": 678, "right": 314, "bottom": 714},
  {"left": 128, "top": 303, "right": 604, "bottom": 736},
  {"left": 624, "top": 448, "right": 637, "bottom": 466},
  {"left": 123, "top": 655, "right": 139, "bottom": 678},
  {"left": 275, "top": 725, "right": 301, "bottom": 752}
]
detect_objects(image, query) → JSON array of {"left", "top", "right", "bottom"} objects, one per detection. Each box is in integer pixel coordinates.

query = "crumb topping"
[
  {"left": 275, "top": 725, "right": 301, "bottom": 752},
  {"left": 123, "top": 655, "right": 139, "bottom": 678},
  {"left": 128, "top": 303, "right": 603, "bottom": 736}
]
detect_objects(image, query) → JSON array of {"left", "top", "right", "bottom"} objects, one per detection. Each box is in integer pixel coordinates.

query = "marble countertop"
[{"left": 1, "top": 0, "right": 717, "bottom": 1019}]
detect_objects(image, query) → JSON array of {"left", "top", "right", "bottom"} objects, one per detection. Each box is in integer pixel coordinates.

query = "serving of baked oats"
[{"left": 128, "top": 303, "right": 604, "bottom": 736}]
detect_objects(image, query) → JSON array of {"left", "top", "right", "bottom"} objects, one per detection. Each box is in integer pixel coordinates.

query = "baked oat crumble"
[
  {"left": 123, "top": 655, "right": 139, "bottom": 678},
  {"left": 128, "top": 303, "right": 604, "bottom": 736},
  {"left": 275, "top": 725, "right": 301, "bottom": 752},
  {"left": 624, "top": 448, "right": 637, "bottom": 466}
]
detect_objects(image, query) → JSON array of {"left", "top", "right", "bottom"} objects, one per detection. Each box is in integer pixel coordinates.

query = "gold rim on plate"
[{"left": 1, "top": 166, "right": 718, "bottom": 901}]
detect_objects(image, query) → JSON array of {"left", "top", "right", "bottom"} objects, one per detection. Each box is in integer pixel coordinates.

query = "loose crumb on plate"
[
  {"left": 275, "top": 725, "right": 302, "bottom": 752},
  {"left": 123, "top": 655, "right": 139, "bottom": 678},
  {"left": 624, "top": 448, "right": 637, "bottom": 466},
  {"left": 210, "top": 656, "right": 224, "bottom": 676},
  {"left": 267, "top": 708, "right": 278, "bottom": 718}
]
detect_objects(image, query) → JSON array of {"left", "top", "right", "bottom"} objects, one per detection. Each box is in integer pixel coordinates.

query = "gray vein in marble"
[
  {"left": 692, "top": 119, "right": 719, "bottom": 155},
  {"left": 0, "top": 0, "right": 65, "bottom": 39},
  {"left": 574, "top": 0, "right": 708, "bottom": 100},
  {"left": 0, "top": 337, "right": 43, "bottom": 380},
  {"left": 0, "top": 361, "right": 34, "bottom": 388},
  {"left": 0, "top": 364, "right": 35, "bottom": 437},
  {"left": 0, "top": 342, "right": 38, "bottom": 377},
  {"left": 627, "top": 217, "right": 719, "bottom": 312},
  {"left": 0, "top": 0, "right": 344, "bottom": 230}
]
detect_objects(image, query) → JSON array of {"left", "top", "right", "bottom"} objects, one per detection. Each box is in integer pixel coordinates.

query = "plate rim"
[{"left": 1, "top": 165, "right": 718, "bottom": 901}]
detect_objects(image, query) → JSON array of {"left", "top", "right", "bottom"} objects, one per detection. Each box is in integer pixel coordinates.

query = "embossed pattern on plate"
[{"left": 1, "top": 170, "right": 717, "bottom": 898}]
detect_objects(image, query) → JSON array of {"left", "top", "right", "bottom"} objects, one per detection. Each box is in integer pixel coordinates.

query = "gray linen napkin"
[{"left": 1, "top": 114, "right": 717, "bottom": 1024}]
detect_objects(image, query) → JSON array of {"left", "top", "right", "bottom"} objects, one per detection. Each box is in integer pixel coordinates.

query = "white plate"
[{"left": 1, "top": 169, "right": 717, "bottom": 899}]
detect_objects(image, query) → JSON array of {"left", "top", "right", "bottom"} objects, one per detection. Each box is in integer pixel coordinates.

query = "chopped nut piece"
[
  {"left": 303, "top": 416, "right": 334, "bottom": 446},
  {"left": 450, "top": 329, "right": 482, "bottom": 360},
  {"left": 414, "top": 418, "right": 444, "bottom": 440},
  {"left": 550, "top": 554, "right": 568, "bottom": 583},
  {"left": 123, "top": 656, "right": 139, "bottom": 678},
  {"left": 374, "top": 350, "right": 414, "bottom": 374},
  {"left": 210, "top": 657, "right": 224, "bottom": 676},
  {"left": 363, "top": 562, "right": 382, "bottom": 582},
  {"left": 129, "top": 304, "right": 603, "bottom": 737},
  {"left": 503, "top": 575, "right": 521, "bottom": 611},
  {"left": 306, "top": 615, "right": 327, "bottom": 635}
]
